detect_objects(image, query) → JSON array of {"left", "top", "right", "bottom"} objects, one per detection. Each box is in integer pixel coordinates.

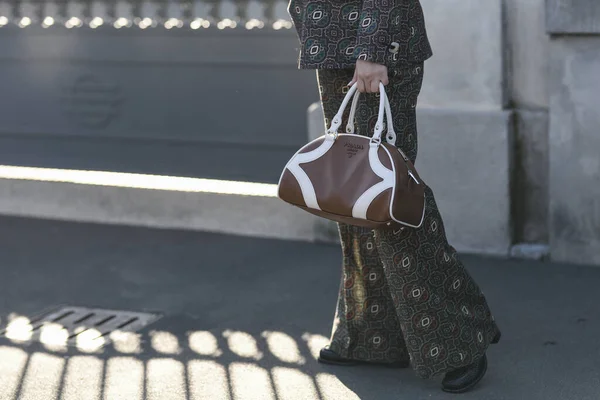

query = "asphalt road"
[{"left": 0, "top": 216, "right": 598, "bottom": 400}]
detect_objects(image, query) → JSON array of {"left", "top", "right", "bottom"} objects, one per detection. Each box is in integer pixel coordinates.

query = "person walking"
[{"left": 287, "top": 0, "right": 501, "bottom": 394}]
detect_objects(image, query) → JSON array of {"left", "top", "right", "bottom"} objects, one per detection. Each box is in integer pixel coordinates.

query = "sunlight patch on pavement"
[
  {"left": 109, "top": 331, "right": 142, "bottom": 354},
  {"left": 150, "top": 331, "right": 182, "bottom": 355},
  {"left": 0, "top": 328, "right": 355, "bottom": 400},
  {"left": 223, "top": 330, "right": 263, "bottom": 360},
  {"left": 5, "top": 315, "right": 33, "bottom": 342},
  {"left": 61, "top": 356, "right": 103, "bottom": 400},
  {"left": 188, "top": 331, "right": 222, "bottom": 357},
  {"left": 19, "top": 352, "right": 65, "bottom": 400},
  {"left": 104, "top": 357, "right": 144, "bottom": 400},
  {"left": 146, "top": 358, "right": 186, "bottom": 400},
  {"left": 75, "top": 328, "right": 105, "bottom": 353},
  {"left": 39, "top": 323, "right": 69, "bottom": 352},
  {"left": 272, "top": 367, "right": 320, "bottom": 400},
  {"left": 262, "top": 331, "right": 306, "bottom": 365},
  {"left": 316, "top": 372, "right": 361, "bottom": 400},
  {"left": 0, "top": 346, "right": 28, "bottom": 399},
  {"left": 229, "top": 362, "right": 276, "bottom": 400},
  {"left": 301, "top": 332, "right": 330, "bottom": 360},
  {"left": 0, "top": 165, "right": 278, "bottom": 197},
  {"left": 188, "top": 360, "right": 231, "bottom": 400}
]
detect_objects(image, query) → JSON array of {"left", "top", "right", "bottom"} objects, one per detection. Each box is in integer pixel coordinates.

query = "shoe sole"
[
  {"left": 491, "top": 331, "right": 501, "bottom": 344},
  {"left": 318, "top": 357, "right": 408, "bottom": 368},
  {"left": 442, "top": 358, "right": 487, "bottom": 394},
  {"left": 441, "top": 356, "right": 488, "bottom": 394},
  {"left": 317, "top": 357, "right": 360, "bottom": 366}
]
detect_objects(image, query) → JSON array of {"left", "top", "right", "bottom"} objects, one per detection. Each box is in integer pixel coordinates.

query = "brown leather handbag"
[{"left": 278, "top": 83, "right": 425, "bottom": 229}]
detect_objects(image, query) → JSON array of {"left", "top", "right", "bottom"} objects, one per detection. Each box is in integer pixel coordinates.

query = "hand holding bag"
[{"left": 277, "top": 82, "right": 426, "bottom": 229}]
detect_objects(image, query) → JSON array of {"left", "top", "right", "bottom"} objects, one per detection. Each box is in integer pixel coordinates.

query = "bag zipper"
[{"left": 408, "top": 170, "right": 420, "bottom": 185}]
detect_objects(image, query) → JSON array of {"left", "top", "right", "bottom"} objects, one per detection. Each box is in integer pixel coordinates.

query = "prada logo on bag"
[{"left": 344, "top": 142, "right": 364, "bottom": 158}]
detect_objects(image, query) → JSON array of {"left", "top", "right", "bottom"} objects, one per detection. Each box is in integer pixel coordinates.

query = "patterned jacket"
[{"left": 288, "top": 0, "right": 433, "bottom": 69}]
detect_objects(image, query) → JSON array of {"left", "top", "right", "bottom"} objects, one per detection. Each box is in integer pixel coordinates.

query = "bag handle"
[
  {"left": 327, "top": 82, "right": 396, "bottom": 145},
  {"left": 327, "top": 83, "right": 359, "bottom": 135},
  {"left": 376, "top": 84, "right": 412, "bottom": 162},
  {"left": 373, "top": 82, "right": 388, "bottom": 143},
  {"left": 345, "top": 90, "right": 397, "bottom": 145},
  {"left": 345, "top": 91, "right": 361, "bottom": 133}
]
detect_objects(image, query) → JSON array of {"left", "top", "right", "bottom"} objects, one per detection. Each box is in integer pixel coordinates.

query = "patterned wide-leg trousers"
[{"left": 316, "top": 64, "right": 501, "bottom": 379}]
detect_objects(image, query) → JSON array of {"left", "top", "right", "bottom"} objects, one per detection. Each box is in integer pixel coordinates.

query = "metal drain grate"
[{"left": 0, "top": 306, "right": 161, "bottom": 349}]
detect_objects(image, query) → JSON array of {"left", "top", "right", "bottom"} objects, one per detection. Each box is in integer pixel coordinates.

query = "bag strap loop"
[{"left": 328, "top": 82, "right": 396, "bottom": 145}]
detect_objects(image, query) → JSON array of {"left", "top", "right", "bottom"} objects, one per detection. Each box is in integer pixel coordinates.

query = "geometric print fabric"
[
  {"left": 316, "top": 66, "right": 501, "bottom": 379},
  {"left": 289, "top": 0, "right": 433, "bottom": 69}
]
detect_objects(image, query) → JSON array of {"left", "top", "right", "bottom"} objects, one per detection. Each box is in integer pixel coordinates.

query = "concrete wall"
[
  {"left": 0, "top": 27, "right": 318, "bottom": 184},
  {"left": 505, "top": 0, "right": 549, "bottom": 109},
  {"left": 309, "top": 0, "right": 600, "bottom": 266},
  {"left": 546, "top": 0, "right": 600, "bottom": 266},
  {"left": 311, "top": 0, "right": 515, "bottom": 256},
  {"left": 504, "top": 0, "right": 550, "bottom": 244},
  {"left": 421, "top": 0, "right": 553, "bottom": 249},
  {"left": 418, "top": 0, "right": 505, "bottom": 110},
  {"left": 415, "top": 0, "right": 513, "bottom": 256},
  {"left": 407, "top": 0, "right": 556, "bottom": 254}
]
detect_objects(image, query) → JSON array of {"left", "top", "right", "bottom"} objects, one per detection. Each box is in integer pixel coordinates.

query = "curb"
[{"left": 0, "top": 174, "right": 323, "bottom": 242}]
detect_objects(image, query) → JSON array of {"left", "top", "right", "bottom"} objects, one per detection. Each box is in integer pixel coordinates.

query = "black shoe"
[
  {"left": 318, "top": 348, "right": 410, "bottom": 368},
  {"left": 442, "top": 354, "right": 488, "bottom": 394},
  {"left": 491, "top": 330, "right": 501, "bottom": 344}
]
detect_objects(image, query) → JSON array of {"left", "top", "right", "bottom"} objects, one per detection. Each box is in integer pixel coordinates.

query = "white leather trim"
[
  {"left": 286, "top": 165, "right": 319, "bottom": 209},
  {"left": 353, "top": 180, "right": 392, "bottom": 219},
  {"left": 278, "top": 136, "right": 335, "bottom": 210},
  {"left": 352, "top": 144, "right": 394, "bottom": 219}
]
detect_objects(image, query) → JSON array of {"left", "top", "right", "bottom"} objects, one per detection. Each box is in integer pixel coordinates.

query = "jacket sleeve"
[{"left": 354, "top": 0, "right": 394, "bottom": 66}]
